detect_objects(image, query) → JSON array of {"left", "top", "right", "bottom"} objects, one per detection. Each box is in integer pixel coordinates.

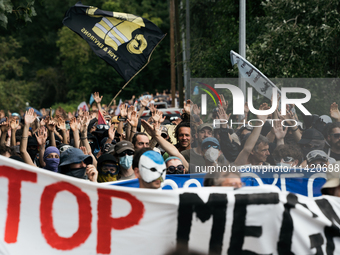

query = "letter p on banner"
[{"left": 97, "top": 189, "right": 145, "bottom": 254}]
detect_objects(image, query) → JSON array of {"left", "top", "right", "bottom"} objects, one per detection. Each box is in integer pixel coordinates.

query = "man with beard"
[{"left": 326, "top": 122, "right": 340, "bottom": 160}]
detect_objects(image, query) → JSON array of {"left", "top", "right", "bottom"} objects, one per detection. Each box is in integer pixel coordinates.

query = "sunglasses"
[
  {"left": 117, "top": 150, "right": 134, "bottom": 157},
  {"left": 203, "top": 144, "right": 219, "bottom": 150},
  {"left": 282, "top": 156, "right": 294, "bottom": 163},
  {"left": 97, "top": 125, "right": 109, "bottom": 130},
  {"left": 167, "top": 165, "right": 185, "bottom": 174},
  {"left": 331, "top": 133, "right": 340, "bottom": 139}
]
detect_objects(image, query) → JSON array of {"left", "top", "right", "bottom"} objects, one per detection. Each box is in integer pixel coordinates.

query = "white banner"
[
  {"left": 0, "top": 155, "right": 340, "bottom": 254},
  {"left": 230, "top": 50, "right": 281, "bottom": 100}
]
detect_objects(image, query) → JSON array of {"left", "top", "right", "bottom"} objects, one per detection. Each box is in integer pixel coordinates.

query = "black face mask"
[{"left": 65, "top": 167, "right": 88, "bottom": 179}]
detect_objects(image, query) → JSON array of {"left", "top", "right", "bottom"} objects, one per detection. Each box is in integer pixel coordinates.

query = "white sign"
[{"left": 0, "top": 156, "right": 339, "bottom": 254}]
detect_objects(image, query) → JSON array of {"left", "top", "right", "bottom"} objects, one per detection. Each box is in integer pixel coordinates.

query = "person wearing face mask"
[
  {"left": 181, "top": 123, "right": 228, "bottom": 173},
  {"left": 42, "top": 146, "right": 60, "bottom": 172},
  {"left": 59, "top": 147, "right": 98, "bottom": 182},
  {"left": 97, "top": 154, "right": 120, "bottom": 182},
  {"left": 133, "top": 148, "right": 166, "bottom": 189},
  {"left": 114, "top": 141, "right": 136, "bottom": 180},
  {"left": 272, "top": 144, "right": 303, "bottom": 167},
  {"left": 201, "top": 137, "right": 222, "bottom": 167}
]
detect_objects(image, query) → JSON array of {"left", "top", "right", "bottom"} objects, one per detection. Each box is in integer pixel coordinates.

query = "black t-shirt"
[{"left": 330, "top": 150, "right": 340, "bottom": 161}]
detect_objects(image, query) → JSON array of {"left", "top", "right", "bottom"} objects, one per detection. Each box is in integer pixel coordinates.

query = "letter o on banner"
[{"left": 40, "top": 182, "right": 92, "bottom": 250}]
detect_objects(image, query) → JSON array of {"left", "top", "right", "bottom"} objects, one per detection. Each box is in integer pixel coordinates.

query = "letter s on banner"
[{"left": 40, "top": 182, "right": 92, "bottom": 250}]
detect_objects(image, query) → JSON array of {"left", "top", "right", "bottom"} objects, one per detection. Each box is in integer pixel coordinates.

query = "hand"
[
  {"left": 183, "top": 99, "right": 192, "bottom": 115},
  {"left": 127, "top": 105, "right": 134, "bottom": 120},
  {"left": 127, "top": 111, "right": 138, "bottom": 127},
  {"left": 120, "top": 104, "right": 128, "bottom": 118},
  {"left": 86, "top": 164, "right": 98, "bottom": 182},
  {"left": 219, "top": 94, "right": 228, "bottom": 111},
  {"left": 108, "top": 125, "right": 116, "bottom": 140},
  {"left": 80, "top": 146, "right": 88, "bottom": 155},
  {"left": 24, "top": 108, "right": 35, "bottom": 126},
  {"left": 46, "top": 119, "right": 56, "bottom": 132},
  {"left": 148, "top": 103, "right": 157, "bottom": 114},
  {"left": 35, "top": 127, "right": 48, "bottom": 146},
  {"left": 79, "top": 114, "right": 89, "bottom": 134},
  {"left": 278, "top": 108, "right": 295, "bottom": 126},
  {"left": 141, "top": 119, "right": 156, "bottom": 137},
  {"left": 151, "top": 110, "right": 165, "bottom": 123},
  {"left": 272, "top": 120, "right": 288, "bottom": 140},
  {"left": 140, "top": 97, "right": 149, "bottom": 107},
  {"left": 192, "top": 103, "right": 201, "bottom": 116},
  {"left": 93, "top": 92, "right": 103, "bottom": 104},
  {"left": 257, "top": 103, "right": 269, "bottom": 122},
  {"left": 9, "top": 118, "right": 19, "bottom": 130},
  {"left": 70, "top": 117, "right": 80, "bottom": 131},
  {"left": 78, "top": 108, "right": 84, "bottom": 117},
  {"left": 57, "top": 117, "right": 66, "bottom": 131},
  {"left": 0, "top": 117, "right": 9, "bottom": 133},
  {"left": 40, "top": 117, "right": 47, "bottom": 127},
  {"left": 217, "top": 106, "right": 231, "bottom": 121},
  {"left": 330, "top": 102, "right": 340, "bottom": 120}
]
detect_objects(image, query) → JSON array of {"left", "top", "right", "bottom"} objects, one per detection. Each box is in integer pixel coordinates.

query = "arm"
[
  {"left": 46, "top": 119, "right": 56, "bottom": 147},
  {"left": 10, "top": 118, "right": 19, "bottom": 146},
  {"left": 70, "top": 117, "right": 80, "bottom": 148},
  {"left": 57, "top": 117, "right": 68, "bottom": 144},
  {"left": 127, "top": 110, "right": 138, "bottom": 142},
  {"left": 36, "top": 127, "right": 48, "bottom": 168},
  {"left": 138, "top": 97, "right": 149, "bottom": 120},
  {"left": 234, "top": 103, "right": 269, "bottom": 166},
  {"left": 141, "top": 120, "right": 189, "bottom": 172},
  {"left": 0, "top": 117, "right": 9, "bottom": 145},
  {"left": 93, "top": 92, "right": 103, "bottom": 115},
  {"left": 20, "top": 109, "right": 36, "bottom": 166}
]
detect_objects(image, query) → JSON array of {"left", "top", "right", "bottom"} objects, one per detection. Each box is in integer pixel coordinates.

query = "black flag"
[{"left": 63, "top": 2, "right": 166, "bottom": 82}]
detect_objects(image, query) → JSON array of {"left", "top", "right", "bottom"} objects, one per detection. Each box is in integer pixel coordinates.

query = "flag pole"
[{"left": 108, "top": 34, "right": 167, "bottom": 108}]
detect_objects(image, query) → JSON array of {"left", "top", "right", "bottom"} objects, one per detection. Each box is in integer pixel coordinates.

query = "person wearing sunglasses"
[
  {"left": 165, "top": 156, "right": 185, "bottom": 174},
  {"left": 326, "top": 122, "right": 340, "bottom": 161},
  {"left": 306, "top": 150, "right": 331, "bottom": 168},
  {"left": 201, "top": 137, "right": 222, "bottom": 167},
  {"left": 272, "top": 144, "right": 303, "bottom": 167},
  {"left": 114, "top": 141, "right": 135, "bottom": 180}
]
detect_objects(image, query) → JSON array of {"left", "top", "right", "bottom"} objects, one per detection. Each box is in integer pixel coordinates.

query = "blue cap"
[{"left": 202, "top": 137, "right": 220, "bottom": 149}]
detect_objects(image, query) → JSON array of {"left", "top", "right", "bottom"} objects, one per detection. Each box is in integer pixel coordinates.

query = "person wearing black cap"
[
  {"left": 59, "top": 147, "right": 98, "bottom": 182},
  {"left": 114, "top": 141, "right": 135, "bottom": 180}
]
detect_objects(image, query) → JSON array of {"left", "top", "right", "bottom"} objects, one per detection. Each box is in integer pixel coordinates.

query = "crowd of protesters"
[{"left": 0, "top": 90, "right": 340, "bottom": 196}]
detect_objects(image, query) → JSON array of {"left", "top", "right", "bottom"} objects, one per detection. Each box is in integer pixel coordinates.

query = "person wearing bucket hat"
[
  {"left": 97, "top": 154, "right": 120, "bottom": 182},
  {"left": 59, "top": 147, "right": 97, "bottom": 182}
]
